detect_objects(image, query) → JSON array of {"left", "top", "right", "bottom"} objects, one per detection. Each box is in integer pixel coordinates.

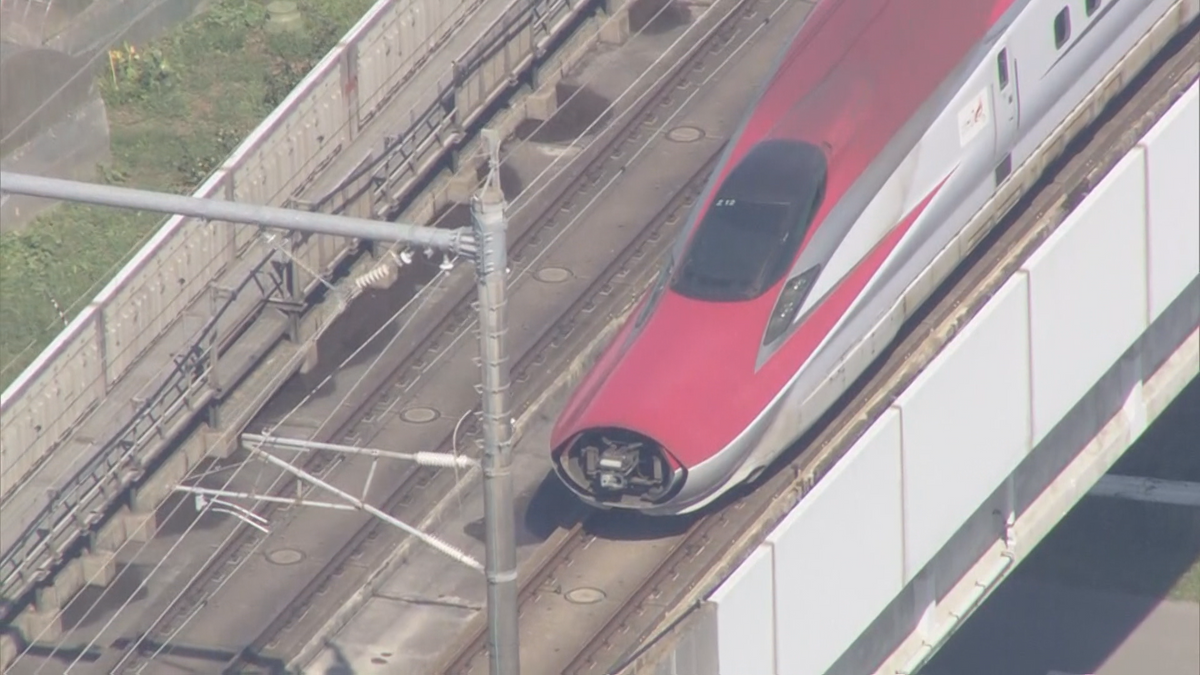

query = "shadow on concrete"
[
  {"left": 252, "top": 253, "right": 443, "bottom": 422},
  {"left": 583, "top": 502, "right": 701, "bottom": 541},
  {"left": 254, "top": 160, "right": 524, "bottom": 427},
  {"left": 464, "top": 470, "right": 586, "bottom": 547},
  {"left": 323, "top": 642, "right": 357, "bottom": 674},
  {"left": 59, "top": 562, "right": 149, "bottom": 631},
  {"left": 513, "top": 83, "right": 613, "bottom": 145},
  {"left": 629, "top": 0, "right": 692, "bottom": 35},
  {"left": 921, "top": 377, "right": 1200, "bottom": 675},
  {"left": 106, "top": 635, "right": 244, "bottom": 668}
]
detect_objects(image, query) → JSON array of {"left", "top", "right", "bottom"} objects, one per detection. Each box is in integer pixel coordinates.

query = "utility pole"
[
  {"left": 472, "top": 129, "right": 520, "bottom": 675},
  {"left": 1, "top": 160, "right": 522, "bottom": 673}
]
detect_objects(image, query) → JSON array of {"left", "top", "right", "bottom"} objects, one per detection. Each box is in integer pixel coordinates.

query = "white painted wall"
[{"left": 707, "top": 82, "right": 1198, "bottom": 675}]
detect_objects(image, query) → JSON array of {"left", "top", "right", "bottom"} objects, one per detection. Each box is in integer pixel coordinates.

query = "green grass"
[
  {"left": 0, "top": 0, "right": 376, "bottom": 390},
  {"left": 1171, "top": 558, "right": 1200, "bottom": 603}
]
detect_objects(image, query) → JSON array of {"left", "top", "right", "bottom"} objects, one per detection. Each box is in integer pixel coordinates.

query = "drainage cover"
[
  {"left": 565, "top": 587, "right": 607, "bottom": 604},
  {"left": 400, "top": 407, "right": 439, "bottom": 424},
  {"left": 666, "top": 125, "right": 704, "bottom": 143},
  {"left": 535, "top": 267, "right": 572, "bottom": 284},
  {"left": 266, "top": 548, "right": 304, "bottom": 565}
]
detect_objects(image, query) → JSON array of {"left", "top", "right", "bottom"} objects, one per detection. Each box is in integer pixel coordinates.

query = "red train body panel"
[{"left": 550, "top": 0, "right": 1187, "bottom": 514}]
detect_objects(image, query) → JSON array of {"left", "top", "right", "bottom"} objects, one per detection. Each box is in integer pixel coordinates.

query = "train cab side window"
[
  {"left": 1085, "top": 0, "right": 1100, "bottom": 17},
  {"left": 996, "top": 49, "right": 1009, "bottom": 88},
  {"left": 672, "top": 140, "right": 828, "bottom": 302},
  {"left": 1054, "top": 8, "right": 1071, "bottom": 49}
]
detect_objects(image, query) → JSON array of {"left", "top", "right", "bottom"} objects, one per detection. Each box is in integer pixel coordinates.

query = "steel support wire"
[{"left": 242, "top": 439, "right": 483, "bottom": 571}]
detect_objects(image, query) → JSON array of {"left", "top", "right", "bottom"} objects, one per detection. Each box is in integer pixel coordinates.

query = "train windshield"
[{"left": 672, "top": 140, "right": 827, "bottom": 302}]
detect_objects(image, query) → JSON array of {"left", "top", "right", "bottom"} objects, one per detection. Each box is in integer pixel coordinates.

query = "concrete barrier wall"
[
  {"left": 706, "top": 81, "right": 1199, "bottom": 675},
  {"left": 0, "top": 0, "right": 588, "bottom": 500}
]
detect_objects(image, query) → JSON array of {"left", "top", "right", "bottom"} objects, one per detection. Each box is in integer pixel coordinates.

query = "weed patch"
[{"left": 1, "top": 0, "right": 375, "bottom": 389}]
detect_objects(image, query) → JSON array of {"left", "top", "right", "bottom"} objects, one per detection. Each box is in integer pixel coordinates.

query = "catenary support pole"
[
  {"left": 473, "top": 129, "right": 520, "bottom": 675},
  {"left": 0, "top": 171, "right": 474, "bottom": 256}
]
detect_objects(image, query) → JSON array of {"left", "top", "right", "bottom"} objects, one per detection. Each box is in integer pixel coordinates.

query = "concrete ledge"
[
  {"left": 79, "top": 551, "right": 115, "bottom": 587},
  {"left": 16, "top": 608, "right": 61, "bottom": 644},
  {"left": 0, "top": 632, "right": 17, "bottom": 671}
]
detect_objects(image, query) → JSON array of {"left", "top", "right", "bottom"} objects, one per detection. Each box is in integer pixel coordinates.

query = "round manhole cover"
[
  {"left": 666, "top": 125, "right": 705, "bottom": 143},
  {"left": 534, "top": 267, "right": 572, "bottom": 284},
  {"left": 400, "top": 407, "right": 439, "bottom": 424},
  {"left": 565, "top": 587, "right": 607, "bottom": 604},
  {"left": 267, "top": 548, "right": 304, "bottom": 565}
]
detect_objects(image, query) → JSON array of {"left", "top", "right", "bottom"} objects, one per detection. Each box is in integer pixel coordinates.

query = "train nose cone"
[
  {"left": 552, "top": 292, "right": 773, "bottom": 508},
  {"left": 552, "top": 427, "right": 687, "bottom": 507}
]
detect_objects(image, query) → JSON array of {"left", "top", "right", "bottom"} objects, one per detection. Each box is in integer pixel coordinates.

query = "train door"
[{"left": 992, "top": 45, "right": 1021, "bottom": 185}]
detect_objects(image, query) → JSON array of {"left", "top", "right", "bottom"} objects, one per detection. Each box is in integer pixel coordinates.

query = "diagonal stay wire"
[
  {"left": 49, "top": 0, "right": 729, "bottom": 662},
  {"left": 5, "top": 0, "right": 534, "bottom": 564},
  {"left": 108, "top": 280, "right": 455, "bottom": 675}
]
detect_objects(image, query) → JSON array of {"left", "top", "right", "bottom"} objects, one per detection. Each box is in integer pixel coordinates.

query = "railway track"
[
  {"left": 436, "top": 17, "right": 1200, "bottom": 675},
  {"left": 96, "top": 0, "right": 786, "bottom": 672}
]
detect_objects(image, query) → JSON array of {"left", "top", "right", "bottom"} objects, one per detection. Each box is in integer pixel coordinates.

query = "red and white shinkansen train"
[{"left": 550, "top": 0, "right": 1197, "bottom": 515}]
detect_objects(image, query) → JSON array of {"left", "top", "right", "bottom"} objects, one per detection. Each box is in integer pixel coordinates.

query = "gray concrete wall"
[{"left": 825, "top": 278, "right": 1199, "bottom": 675}]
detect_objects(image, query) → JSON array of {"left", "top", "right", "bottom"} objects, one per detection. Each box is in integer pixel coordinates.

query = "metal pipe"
[
  {"left": 473, "top": 129, "right": 520, "bottom": 675},
  {"left": 242, "top": 432, "right": 478, "bottom": 469},
  {"left": 0, "top": 171, "right": 475, "bottom": 256},
  {"left": 173, "top": 485, "right": 358, "bottom": 511}
]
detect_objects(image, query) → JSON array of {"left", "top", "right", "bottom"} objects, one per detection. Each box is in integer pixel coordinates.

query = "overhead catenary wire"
[
  {"left": 1, "top": 0, "right": 615, "bottom": 383},
  {"left": 149, "top": 4, "right": 785, "bottom": 667},
  {"left": 2, "top": 0, "right": 549, "bottom": 521},
  {"left": 16, "top": 5, "right": 696, "bottom": 667},
  {"left": 10, "top": 1, "right": 766, "bottom": 671},
  {"left": 23, "top": 1, "right": 753, "bottom": 667},
  {"left": 7, "top": 3, "right": 559, "bottom": 662}
]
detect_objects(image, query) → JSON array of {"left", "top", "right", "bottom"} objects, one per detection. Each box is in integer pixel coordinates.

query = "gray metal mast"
[
  {"left": 0, "top": 171, "right": 474, "bottom": 255},
  {"left": 471, "top": 129, "right": 520, "bottom": 675}
]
